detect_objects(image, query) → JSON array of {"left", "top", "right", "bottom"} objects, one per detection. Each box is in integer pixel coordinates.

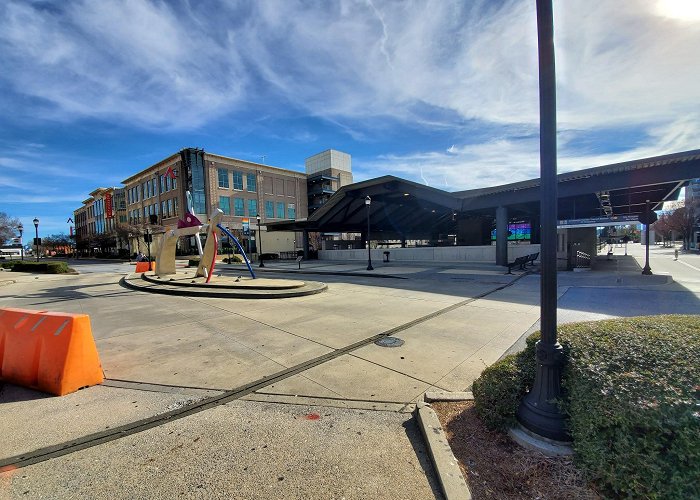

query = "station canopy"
[{"left": 267, "top": 149, "right": 700, "bottom": 238}]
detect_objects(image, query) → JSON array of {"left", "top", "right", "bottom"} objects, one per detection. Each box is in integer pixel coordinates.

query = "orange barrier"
[
  {"left": 0, "top": 308, "right": 103, "bottom": 396},
  {"left": 135, "top": 261, "right": 154, "bottom": 272}
]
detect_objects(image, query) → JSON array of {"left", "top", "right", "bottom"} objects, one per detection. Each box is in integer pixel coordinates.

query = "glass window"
[
  {"left": 234, "top": 198, "right": 245, "bottom": 216},
  {"left": 173, "top": 176, "right": 177, "bottom": 190},
  {"left": 248, "top": 199, "right": 258, "bottom": 217},
  {"left": 233, "top": 171, "right": 243, "bottom": 190},
  {"left": 165, "top": 176, "right": 170, "bottom": 191},
  {"left": 173, "top": 197, "right": 179, "bottom": 216},
  {"left": 162, "top": 201, "right": 167, "bottom": 217},
  {"left": 219, "top": 196, "right": 231, "bottom": 215},
  {"left": 218, "top": 168, "right": 229, "bottom": 188},
  {"left": 160, "top": 176, "right": 165, "bottom": 194},
  {"left": 168, "top": 199, "right": 173, "bottom": 218},
  {"left": 247, "top": 174, "right": 256, "bottom": 192},
  {"left": 265, "top": 201, "right": 274, "bottom": 219},
  {"left": 288, "top": 203, "right": 296, "bottom": 220},
  {"left": 276, "top": 202, "right": 285, "bottom": 219}
]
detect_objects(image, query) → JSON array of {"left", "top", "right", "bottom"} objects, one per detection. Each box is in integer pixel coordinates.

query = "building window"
[
  {"left": 288, "top": 203, "right": 296, "bottom": 220},
  {"left": 247, "top": 174, "right": 257, "bottom": 192},
  {"left": 265, "top": 200, "right": 274, "bottom": 219},
  {"left": 276, "top": 202, "right": 285, "bottom": 219},
  {"left": 234, "top": 198, "right": 245, "bottom": 217},
  {"left": 162, "top": 201, "right": 167, "bottom": 217},
  {"left": 173, "top": 197, "right": 179, "bottom": 216},
  {"left": 160, "top": 176, "right": 165, "bottom": 194},
  {"left": 220, "top": 196, "right": 231, "bottom": 215},
  {"left": 172, "top": 176, "right": 177, "bottom": 190},
  {"left": 218, "top": 168, "right": 229, "bottom": 188},
  {"left": 248, "top": 199, "right": 258, "bottom": 217},
  {"left": 165, "top": 176, "right": 171, "bottom": 191},
  {"left": 233, "top": 171, "right": 243, "bottom": 190},
  {"left": 167, "top": 199, "right": 173, "bottom": 218}
]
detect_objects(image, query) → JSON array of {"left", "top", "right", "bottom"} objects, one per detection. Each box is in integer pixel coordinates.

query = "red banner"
[{"left": 105, "top": 192, "right": 114, "bottom": 219}]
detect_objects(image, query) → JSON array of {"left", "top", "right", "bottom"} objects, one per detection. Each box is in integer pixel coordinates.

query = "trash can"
[{"left": 383, "top": 251, "right": 390, "bottom": 263}]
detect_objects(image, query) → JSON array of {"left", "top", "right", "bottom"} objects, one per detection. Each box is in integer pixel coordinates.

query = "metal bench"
[{"left": 505, "top": 256, "right": 528, "bottom": 274}]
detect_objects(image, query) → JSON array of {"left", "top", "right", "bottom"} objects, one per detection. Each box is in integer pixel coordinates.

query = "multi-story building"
[
  {"left": 73, "top": 187, "right": 127, "bottom": 255},
  {"left": 305, "top": 149, "right": 353, "bottom": 214},
  {"left": 121, "top": 148, "right": 309, "bottom": 254}
]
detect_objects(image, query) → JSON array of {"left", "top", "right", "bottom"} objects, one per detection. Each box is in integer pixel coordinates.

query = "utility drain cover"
[{"left": 375, "top": 337, "right": 405, "bottom": 348}]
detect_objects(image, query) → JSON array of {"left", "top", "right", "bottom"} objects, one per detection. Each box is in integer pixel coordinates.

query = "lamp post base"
[
  {"left": 367, "top": 261, "right": 373, "bottom": 271},
  {"left": 516, "top": 341, "right": 569, "bottom": 442},
  {"left": 259, "top": 260, "right": 265, "bottom": 268},
  {"left": 641, "top": 265, "right": 652, "bottom": 275}
]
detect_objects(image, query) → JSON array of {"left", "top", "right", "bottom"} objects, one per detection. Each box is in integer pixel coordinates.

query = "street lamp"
[
  {"left": 515, "top": 0, "right": 568, "bottom": 442},
  {"left": 365, "top": 196, "right": 373, "bottom": 271},
  {"left": 226, "top": 226, "right": 232, "bottom": 265},
  {"left": 256, "top": 215, "right": 264, "bottom": 267},
  {"left": 17, "top": 223, "right": 24, "bottom": 260},
  {"left": 642, "top": 199, "right": 653, "bottom": 275},
  {"left": 33, "top": 218, "right": 39, "bottom": 262}
]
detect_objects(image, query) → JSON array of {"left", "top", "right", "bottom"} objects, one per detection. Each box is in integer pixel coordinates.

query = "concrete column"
[
  {"left": 496, "top": 206, "right": 508, "bottom": 265},
  {"left": 530, "top": 215, "right": 541, "bottom": 244},
  {"left": 302, "top": 230, "right": 310, "bottom": 259}
]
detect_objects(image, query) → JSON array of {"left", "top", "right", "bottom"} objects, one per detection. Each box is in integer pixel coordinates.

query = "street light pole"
[
  {"left": 642, "top": 199, "right": 653, "bottom": 275},
  {"left": 226, "top": 226, "right": 232, "bottom": 264},
  {"left": 257, "top": 215, "right": 264, "bottom": 267},
  {"left": 365, "top": 196, "right": 373, "bottom": 271},
  {"left": 18, "top": 223, "right": 24, "bottom": 261},
  {"left": 515, "top": 0, "right": 568, "bottom": 442},
  {"left": 33, "top": 218, "right": 39, "bottom": 262}
]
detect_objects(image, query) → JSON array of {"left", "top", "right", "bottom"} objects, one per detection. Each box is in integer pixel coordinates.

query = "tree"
[
  {"left": 652, "top": 214, "right": 673, "bottom": 245},
  {"left": 666, "top": 206, "right": 695, "bottom": 250},
  {"left": 0, "top": 212, "right": 21, "bottom": 245}
]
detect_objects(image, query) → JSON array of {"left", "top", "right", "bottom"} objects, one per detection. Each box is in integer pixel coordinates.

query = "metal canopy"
[{"left": 266, "top": 149, "right": 699, "bottom": 236}]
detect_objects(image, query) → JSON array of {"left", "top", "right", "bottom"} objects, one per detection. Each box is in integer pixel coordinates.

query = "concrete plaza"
[{"left": 1, "top": 243, "right": 698, "bottom": 498}]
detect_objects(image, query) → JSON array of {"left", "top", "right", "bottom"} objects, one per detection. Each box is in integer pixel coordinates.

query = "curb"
[{"left": 416, "top": 400, "right": 471, "bottom": 500}]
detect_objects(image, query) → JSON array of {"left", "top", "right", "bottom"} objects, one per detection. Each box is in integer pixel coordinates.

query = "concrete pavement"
[{"left": 1, "top": 243, "right": 698, "bottom": 498}]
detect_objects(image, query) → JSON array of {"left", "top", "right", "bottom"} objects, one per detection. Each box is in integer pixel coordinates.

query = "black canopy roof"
[{"left": 267, "top": 149, "right": 699, "bottom": 236}]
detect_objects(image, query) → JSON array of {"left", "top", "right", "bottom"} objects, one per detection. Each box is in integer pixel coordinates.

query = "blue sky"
[{"left": 1, "top": 0, "right": 699, "bottom": 237}]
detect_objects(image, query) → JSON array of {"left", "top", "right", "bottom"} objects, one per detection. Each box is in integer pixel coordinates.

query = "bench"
[
  {"left": 296, "top": 256, "right": 303, "bottom": 269},
  {"left": 525, "top": 252, "right": 539, "bottom": 266},
  {"left": 505, "top": 256, "right": 528, "bottom": 274}
]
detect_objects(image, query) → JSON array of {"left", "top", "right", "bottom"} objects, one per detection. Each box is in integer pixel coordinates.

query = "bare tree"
[
  {"left": 667, "top": 206, "right": 695, "bottom": 250},
  {"left": 0, "top": 212, "right": 21, "bottom": 245}
]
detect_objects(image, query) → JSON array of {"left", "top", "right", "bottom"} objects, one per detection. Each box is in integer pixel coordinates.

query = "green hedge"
[
  {"left": 1, "top": 260, "right": 72, "bottom": 274},
  {"left": 472, "top": 315, "right": 700, "bottom": 499}
]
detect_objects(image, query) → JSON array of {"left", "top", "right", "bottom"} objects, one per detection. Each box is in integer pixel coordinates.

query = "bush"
[
  {"left": 188, "top": 258, "right": 200, "bottom": 267},
  {"left": 3, "top": 260, "right": 72, "bottom": 274},
  {"left": 223, "top": 254, "right": 244, "bottom": 264},
  {"left": 472, "top": 315, "right": 700, "bottom": 499}
]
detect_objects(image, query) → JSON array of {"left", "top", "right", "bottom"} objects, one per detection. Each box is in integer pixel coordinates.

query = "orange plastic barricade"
[
  {"left": 0, "top": 308, "right": 103, "bottom": 396},
  {"left": 135, "top": 261, "right": 154, "bottom": 272}
]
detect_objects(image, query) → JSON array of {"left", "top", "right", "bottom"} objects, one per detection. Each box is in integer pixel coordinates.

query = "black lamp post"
[
  {"left": 642, "top": 199, "right": 653, "bottom": 275},
  {"left": 515, "top": 0, "right": 568, "bottom": 442},
  {"left": 33, "top": 218, "right": 39, "bottom": 262},
  {"left": 226, "top": 226, "right": 232, "bottom": 264},
  {"left": 257, "top": 215, "right": 264, "bottom": 267},
  {"left": 365, "top": 196, "right": 373, "bottom": 271},
  {"left": 17, "top": 223, "right": 24, "bottom": 260}
]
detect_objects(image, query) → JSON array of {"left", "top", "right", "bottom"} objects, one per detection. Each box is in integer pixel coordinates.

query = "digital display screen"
[{"left": 491, "top": 222, "right": 531, "bottom": 241}]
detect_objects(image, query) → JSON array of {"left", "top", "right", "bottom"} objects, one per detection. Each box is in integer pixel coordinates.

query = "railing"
[{"left": 575, "top": 250, "right": 591, "bottom": 268}]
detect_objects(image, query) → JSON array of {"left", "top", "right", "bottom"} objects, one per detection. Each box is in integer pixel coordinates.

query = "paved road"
[{"left": 1, "top": 249, "right": 698, "bottom": 499}]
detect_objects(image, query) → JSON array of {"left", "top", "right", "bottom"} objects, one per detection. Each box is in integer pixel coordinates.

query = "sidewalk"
[{"left": 1, "top": 248, "right": 697, "bottom": 498}]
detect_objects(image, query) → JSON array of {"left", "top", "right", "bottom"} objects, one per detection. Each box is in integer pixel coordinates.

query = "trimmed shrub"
[
  {"left": 472, "top": 315, "right": 700, "bottom": 499},
  {"left": 188, "top": 258, "right": 200, "bottom": 267},
  {"left": 4, "top": 260, "right": 72, "bottom": 274},
  {"left": 223, "top": 255, "right": 244, "bottom": 264}
]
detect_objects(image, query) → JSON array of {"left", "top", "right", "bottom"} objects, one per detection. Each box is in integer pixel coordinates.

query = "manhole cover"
[{"left": 375, "top": 337, "right": 405, "bottom": 348}]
